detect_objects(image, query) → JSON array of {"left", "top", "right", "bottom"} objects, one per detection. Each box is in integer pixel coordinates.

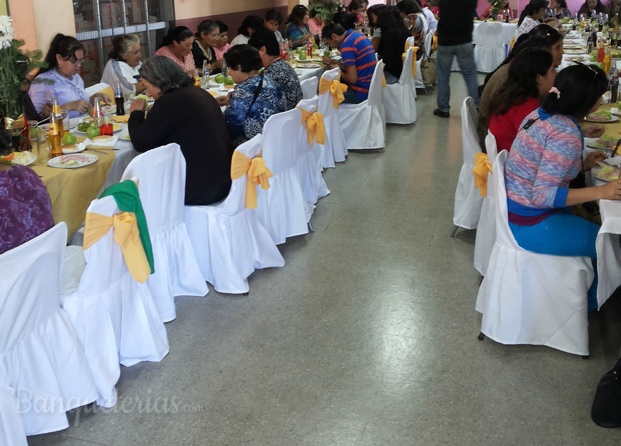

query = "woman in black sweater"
[
  {"left": 128, "top": 56, "right": 233, "bottom": 205},
  {"left": 376, "top": 8, "right": 411, "bottom": 83}
]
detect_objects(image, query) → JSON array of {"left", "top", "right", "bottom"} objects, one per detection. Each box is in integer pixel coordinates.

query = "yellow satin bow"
[
  {"left": 230, "top": 150, "right": 272, "bottom": 209},
  {"left": 83, "top": 211, "right": 151, "bottom": 283},
  {"left": 402, "top": 43, "right": 419, "bottom": 79},
  {"left": 319, "top": 77, "right": 348, "bottom": 108},
  {"left": 472, "top": 152, "right": 493, "bottom": 197},
  {"left": 298, "top": 108, "right": 326, "bottom": 146}
]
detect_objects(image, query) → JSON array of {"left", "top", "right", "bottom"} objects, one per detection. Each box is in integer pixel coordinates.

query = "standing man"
[
  {"left": 322, "top": 22, "right": 377, "bottom": 104},
  {"left": 429, "top": 0, "right": 479, "bottom": 118}
]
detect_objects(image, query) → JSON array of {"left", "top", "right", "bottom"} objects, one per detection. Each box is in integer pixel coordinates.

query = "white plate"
[
  {"left": 595, "top": 165, "right": 621, "bottom": 182},
  {"left": 11, "top": 151, "right": 37, "bottom": 166},
  {"left": 585, "top": 114, "right": 620, "bottom": 123},
  {"left": 47, "top": 153, "right": 98, "bottom": 169},
  {"left": 296, "top": 63, "right": 321, "bottom": 69},
  {"left": 62, "top": 143, "right": 86, "bottom": 154},
  {"left": 75, "top": 123, "right": 124, "bottom": 135}
]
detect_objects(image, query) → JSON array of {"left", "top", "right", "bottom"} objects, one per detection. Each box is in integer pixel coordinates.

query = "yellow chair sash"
[
  {"left": 472, "top": 152, "right": 493, "bottom": 197},
  {"left": 319, "top": 78, "right": 348, "bottom": 108},
  {"left": 403, "top": 43, "right": 419, "bottom": 78},
  {"left": 83, "top": 211, "right": 151, "bottom": 283},
  {"left": 382, "top": 73, "right": 387, "bottom": 87},
  {"left": 230, "top": 150, "right": 273, "bottom": 209},
  {"left": 298, "top": 108, "right": 326, "bottom": 146}
]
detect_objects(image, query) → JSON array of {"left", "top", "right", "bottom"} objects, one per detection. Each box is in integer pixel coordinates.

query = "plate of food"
[
  {"left": 585, "top": 111, "right": 620, "bottom": 123},
  {"left": 586, "top": 135, "right": 617, "bottom": 150},
  {"left": 47, "top": 153, "right": 98, "bottom": 169},
  {"left": 62, "top": 142, "right": 86, "bottom": 154},
  {"left": 595, "top": 163, "right": 621, "bottom": 181},
  {"left": 75, "top": 122, "right": 123, "bottom": 134},
  {"left": 9, "top": 151, "right": 37, "bottom": 166},
  {"left": 564, "top": 48, "right": 587, "bottom": 54},
  {"left": 295, "top": 63, "right": 322, "bottom": 69}
]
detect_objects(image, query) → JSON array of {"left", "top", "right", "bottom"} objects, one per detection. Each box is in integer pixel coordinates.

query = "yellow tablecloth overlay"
[
  {"left": 298, "top": 108, "right": 326, "bottom": 146},
  {"left": 473, "top": 152, "right": 493, "bottom": 197},
  {"left": 319, "top": 78, "right": 348, "bottom": 109},
  {"left": 83, "top": 211, "right": 150, "bottom": 283},
  {"left": 230, "top": 150, "right": 272, "bottom": 209}
]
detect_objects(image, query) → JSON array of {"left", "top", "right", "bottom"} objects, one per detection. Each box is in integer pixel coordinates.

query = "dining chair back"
[
  {"left": 473, "top": 22, "right": 505, "bottom": 73},
  {"left": 183, "top": 134, "right": 285, "bottom": 294},
  {"left": 0, "top": 222, "right": 97, "bottom": 438},
  {"left": 383, "top": 47, "right": 417, "bottom": 125},
  {"left": 338, "top": 60, "right": 386, "bottom": 150},
  {"left": 475, "top": 150, "right": 594, "bottom": 356},
  {"left": 451, "top": 96, "right": 483, "bottom": 236},
  {"left": 300, "top": 76, "right": 318, "bottom": 100},
  {"left": 317, "top": 67, "right": 348, "bottom": 168},
  {"left": 121, "top": 143, "right": 208, "bottom": 322}
]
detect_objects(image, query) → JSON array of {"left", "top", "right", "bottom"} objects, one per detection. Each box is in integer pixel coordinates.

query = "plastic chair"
[
  {"left": 121, "top": 143, "right": 208, "bottom": 322},
  {"left": 474, "top": 22, "right": 506, "bottom": 73},
  {"left": 338, "top": 60, "right": 386, "bottom": 150},
  {"left": 473, "top": 131, "right": 499, "bottom": 276},
  {"left": 0, "top": 223, "right": 97, "bottom": 439},
  {"left": 317, "top": 67, "right": 348, "bottom": 168},
  {"left": 183, "top": 135, "right": 285, "bottom": 294},
  {"left": 300, "top": 77, "right": 318, "bottom": 100},
  {"left": 259, "top": 108, "right": 313, "bottom": 243},
  {"left": 451, "top": 96, "right": 483, "bottom": 236},
  {"left": 475, "top": 151, "right": 594, "bottom": 356},
  {"left": 383, "top": 47, "right": 417, "bottom": 125}
]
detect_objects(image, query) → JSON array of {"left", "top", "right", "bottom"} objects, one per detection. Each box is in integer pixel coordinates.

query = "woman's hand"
[
  {"left": 129, "top": 98, "right": 146, "bottom": 113},
  {"left": 92, "top": 93, "right": 111, "bottom": 106},
  {"left": 64, "top": 100, "right": 92, "bottom": 115},
  {"left": 599, "top": 179, "right": 621, "bottom": 200},
  {"left": 584, "top": 151, "right": 607, "bottom": 171},
  {"left": 583, "top": 124, "right": 605, "bottom": 138},
  {"left": 215, "top": 95, "right": 229, "bottom": 106}
]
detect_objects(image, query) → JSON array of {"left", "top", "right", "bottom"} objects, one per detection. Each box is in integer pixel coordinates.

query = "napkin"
[
  {"left": 85, "top": 135, "right": 119, "bottom": 149},
  {"left": 111, "top": 115, "right": 130, "bottom": 124}
]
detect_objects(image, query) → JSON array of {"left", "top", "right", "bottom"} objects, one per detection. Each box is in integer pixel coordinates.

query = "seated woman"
[
  {"left": 375, "top": 8, "right": 411, "bottom": 84},
  {"left": 505, "top": 63, "right": 619, "bottom": 312},
  {"left": 191, "top": 20, "right": 223, "bottom": 75},
  {"left": 230, "top": 16, "right": 264, "bottom": 47},
  {"left": 29, "top": 34, "right": 110, "bottom": 118},
  {"left": 515, "top": 0, "right": 548, "bottom": 39},
  {"left": 308, "top": 7, "right": 325, "bottom": 37},
  {"left": 488, "top": 48, "right": 556, "bottom": 152},
  {"left": 128, "top": 56, "right": 233, "bottom": 205},
  {"left": 214, "top": 21, "right": 231, "bottom": 60},
  {"left": 265, "top": 9, "right": 285, "bottom": 43},
  {"left": 285, "top": 5, "right": 312, "bottom": 48},
  {"left": 101, "top": 34, "right": 145, "bottom": 97},
  {"left": 367, "top": 4, "right": 386, "bottom": 51},
  {"left": 222, "top": 45, "right": 286, "bottom": 147},
  {"left": 578, "top": 0, "right": 607, "bottom": 17},
  {"left": 0, "top": 128, "right": 54, "bottom": 255},
  {"left": 154, "top": 26, "right": 195, "bottom": 76},
  {"left": 546, "top": 0, "right": 572, "bottom": 20}
]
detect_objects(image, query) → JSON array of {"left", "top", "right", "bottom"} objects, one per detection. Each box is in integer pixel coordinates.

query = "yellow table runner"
[{"left": 30, "top": 145, "right": 116, "bottom": 241}]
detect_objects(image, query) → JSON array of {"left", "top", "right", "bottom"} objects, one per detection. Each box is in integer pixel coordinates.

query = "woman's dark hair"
[
  {"left": 195, "top": 20, "right": 219, "bottom": 39},
  {"left": 397, "top": 0, "right": 423, "bottom": 15},
  {"left": 159, "top": 26, "right": 193, "bottom": 49},
  {"left": 40, "top": 34, "right": 85, "bottom": 74},
  {"left": 109, "top": 34, "right": 140, "bottom": 61},
  {"left": 488, "top": 48, "right": 553, "bottom": 116},
  {"left": 237, "top": 15, "right": 264, "bottom": 36},
  {"left": 367, "top": 4, "right": 387, "bottom": 26},
  {"left": 248, "top": 26, "right": 280, "bottom": 57},
  {"left": 215, "top": 20, "right": 228, "bottom": 33},
  {"left": 376, "top": 8, "right": 400, "bottom": 33},
  {"left": 518, "top": 0, "right": 548, "bottom": 27},
  {"left": 541, "top": 63, "right": 608, "bottom": 119},
  {"left": 348, "top": 0, "right": 363, "bottom": 12},
  {"left": 287, "top": 5, "right": 308, "bottom": 25},
  {"left": 266, "top": 9, "right": 283, "bottom": 25},
  {"left": 333, "top": 11, "right": 357, "bottom": 30},
  {"left": 556, "top": 0, "right": 568, "bottom": 7},
  {"left": 139, "top": 56, "right": 192, "bottom": 94},
  {"left": 223, "top": 44, "right": 263, "bottom": 73}
]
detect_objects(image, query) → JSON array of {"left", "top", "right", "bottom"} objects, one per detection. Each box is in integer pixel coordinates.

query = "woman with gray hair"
[
  {"left": 101, "top": 34, "right": 146, "bottom": 96},
  {"left": 128, "top": 56, "right": 233, "bottom": 205}
]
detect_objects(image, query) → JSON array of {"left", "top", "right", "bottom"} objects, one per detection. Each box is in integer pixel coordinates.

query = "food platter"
[{"left": 47, "top": 153, "right": 98, "bottom": 169}]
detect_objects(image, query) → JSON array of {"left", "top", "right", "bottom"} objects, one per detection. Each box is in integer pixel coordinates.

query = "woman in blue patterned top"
[{"left": 223, "top": 45, "right": 286, "bottom": 147}]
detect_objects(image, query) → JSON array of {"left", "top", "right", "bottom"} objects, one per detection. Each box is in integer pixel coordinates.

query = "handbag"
[
  {"left": 420, "top": 52, "right": 436, "bottom": 85},
  {"left": 592, "top": 358, "right": 621, "bottom": 428}
]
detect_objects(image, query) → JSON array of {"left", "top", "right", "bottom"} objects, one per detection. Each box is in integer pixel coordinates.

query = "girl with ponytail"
[{"left": 516, "top": 0, "right": 548, "bottom": 38}]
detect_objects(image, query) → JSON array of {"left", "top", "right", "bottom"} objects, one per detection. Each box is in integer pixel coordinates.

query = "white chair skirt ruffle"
[{"left": 453, "top": 162, "right": 483, "bottom": 230}]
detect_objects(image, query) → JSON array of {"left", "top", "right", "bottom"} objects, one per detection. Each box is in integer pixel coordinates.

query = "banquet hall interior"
[{"left": 3, "top": 0, "right": 621, "bottom": 444}]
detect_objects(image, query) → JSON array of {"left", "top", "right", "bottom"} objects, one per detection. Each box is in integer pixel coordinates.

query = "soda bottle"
[
  {"left": 48, "top": 96, "right": 63, "bottom": 158},
  {"left": 115, "top": 81, "right": 125, "bottom": 116}
]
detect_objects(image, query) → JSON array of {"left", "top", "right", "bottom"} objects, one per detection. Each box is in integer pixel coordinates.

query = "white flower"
[{"left": 0, "top": 15, "right": 14, "bottom": 50}]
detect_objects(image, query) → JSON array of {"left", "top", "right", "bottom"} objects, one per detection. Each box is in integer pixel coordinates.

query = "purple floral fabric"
[{"left": 0, "top": 165, "right": 54, "bottom": 254}]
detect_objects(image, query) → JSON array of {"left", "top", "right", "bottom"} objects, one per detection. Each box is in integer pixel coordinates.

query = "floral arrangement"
[
  {"left": 308, "top": 0, "right": 344, "bottom": 25},
  {"left": 0, "top": 16, "right": 44, "bottom": 123},
  {"left": 488, "top": 0, "right": 505, "bottom": 18}
]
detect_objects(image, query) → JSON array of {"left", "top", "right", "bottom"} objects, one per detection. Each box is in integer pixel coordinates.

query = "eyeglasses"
[
  {"left": 572, "top": 61, "right": 599, "bottom": 80},
  {"left": 67, "top": 57, "right": 85, "bottom": 66}
]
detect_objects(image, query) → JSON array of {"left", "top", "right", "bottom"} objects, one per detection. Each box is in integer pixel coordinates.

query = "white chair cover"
[
  {"left": 415, "top": 32, "right": 434, "bottom": 91},
  {"left": 383, "top": 47, "right": 417, "bottom": 125},
  {"left": 338, "top": 60, "right": 386, "bottom": 150},
  {"left": 0, "top": 223, "right": 97, "bottom": 438},
  {"left": 65, "top": 196, "right": 169, "bottom": 371},
  {"left": 453, "top": 97, "right": 483, "bottom": 231},
  {"left": 260, "top": 108, "right": 313, "bottom": 243},
  {"left": 296, "top": 96, "right": 331, "bottom": 205},
  {"left": 120, "top": 143, "right": 208, "bottom": 322},
  {"left": 473, "top": 131, "right": 499, "bottom": 276},
  {"left": 183, "top": 135, "right": 285, "bottom": 294},
  {"left": 475, "top": 151, "right": 594, "bottom": 356},
  {"left": 300, "top": 77, "right": 318, "bottom": 100},
  {"left": 317, "top": 67, "right": 348, "bottom": 168},
  {"left": 84, "top": 82, "right": 111, "bottom": 97},
  {"left": 474, "top": 22, "right": 506, "bottom": 73}
]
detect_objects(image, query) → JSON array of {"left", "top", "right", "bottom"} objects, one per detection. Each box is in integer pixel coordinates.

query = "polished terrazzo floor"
[{"left": 29, "top": 76, "right": 621, "bottom": 445}]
